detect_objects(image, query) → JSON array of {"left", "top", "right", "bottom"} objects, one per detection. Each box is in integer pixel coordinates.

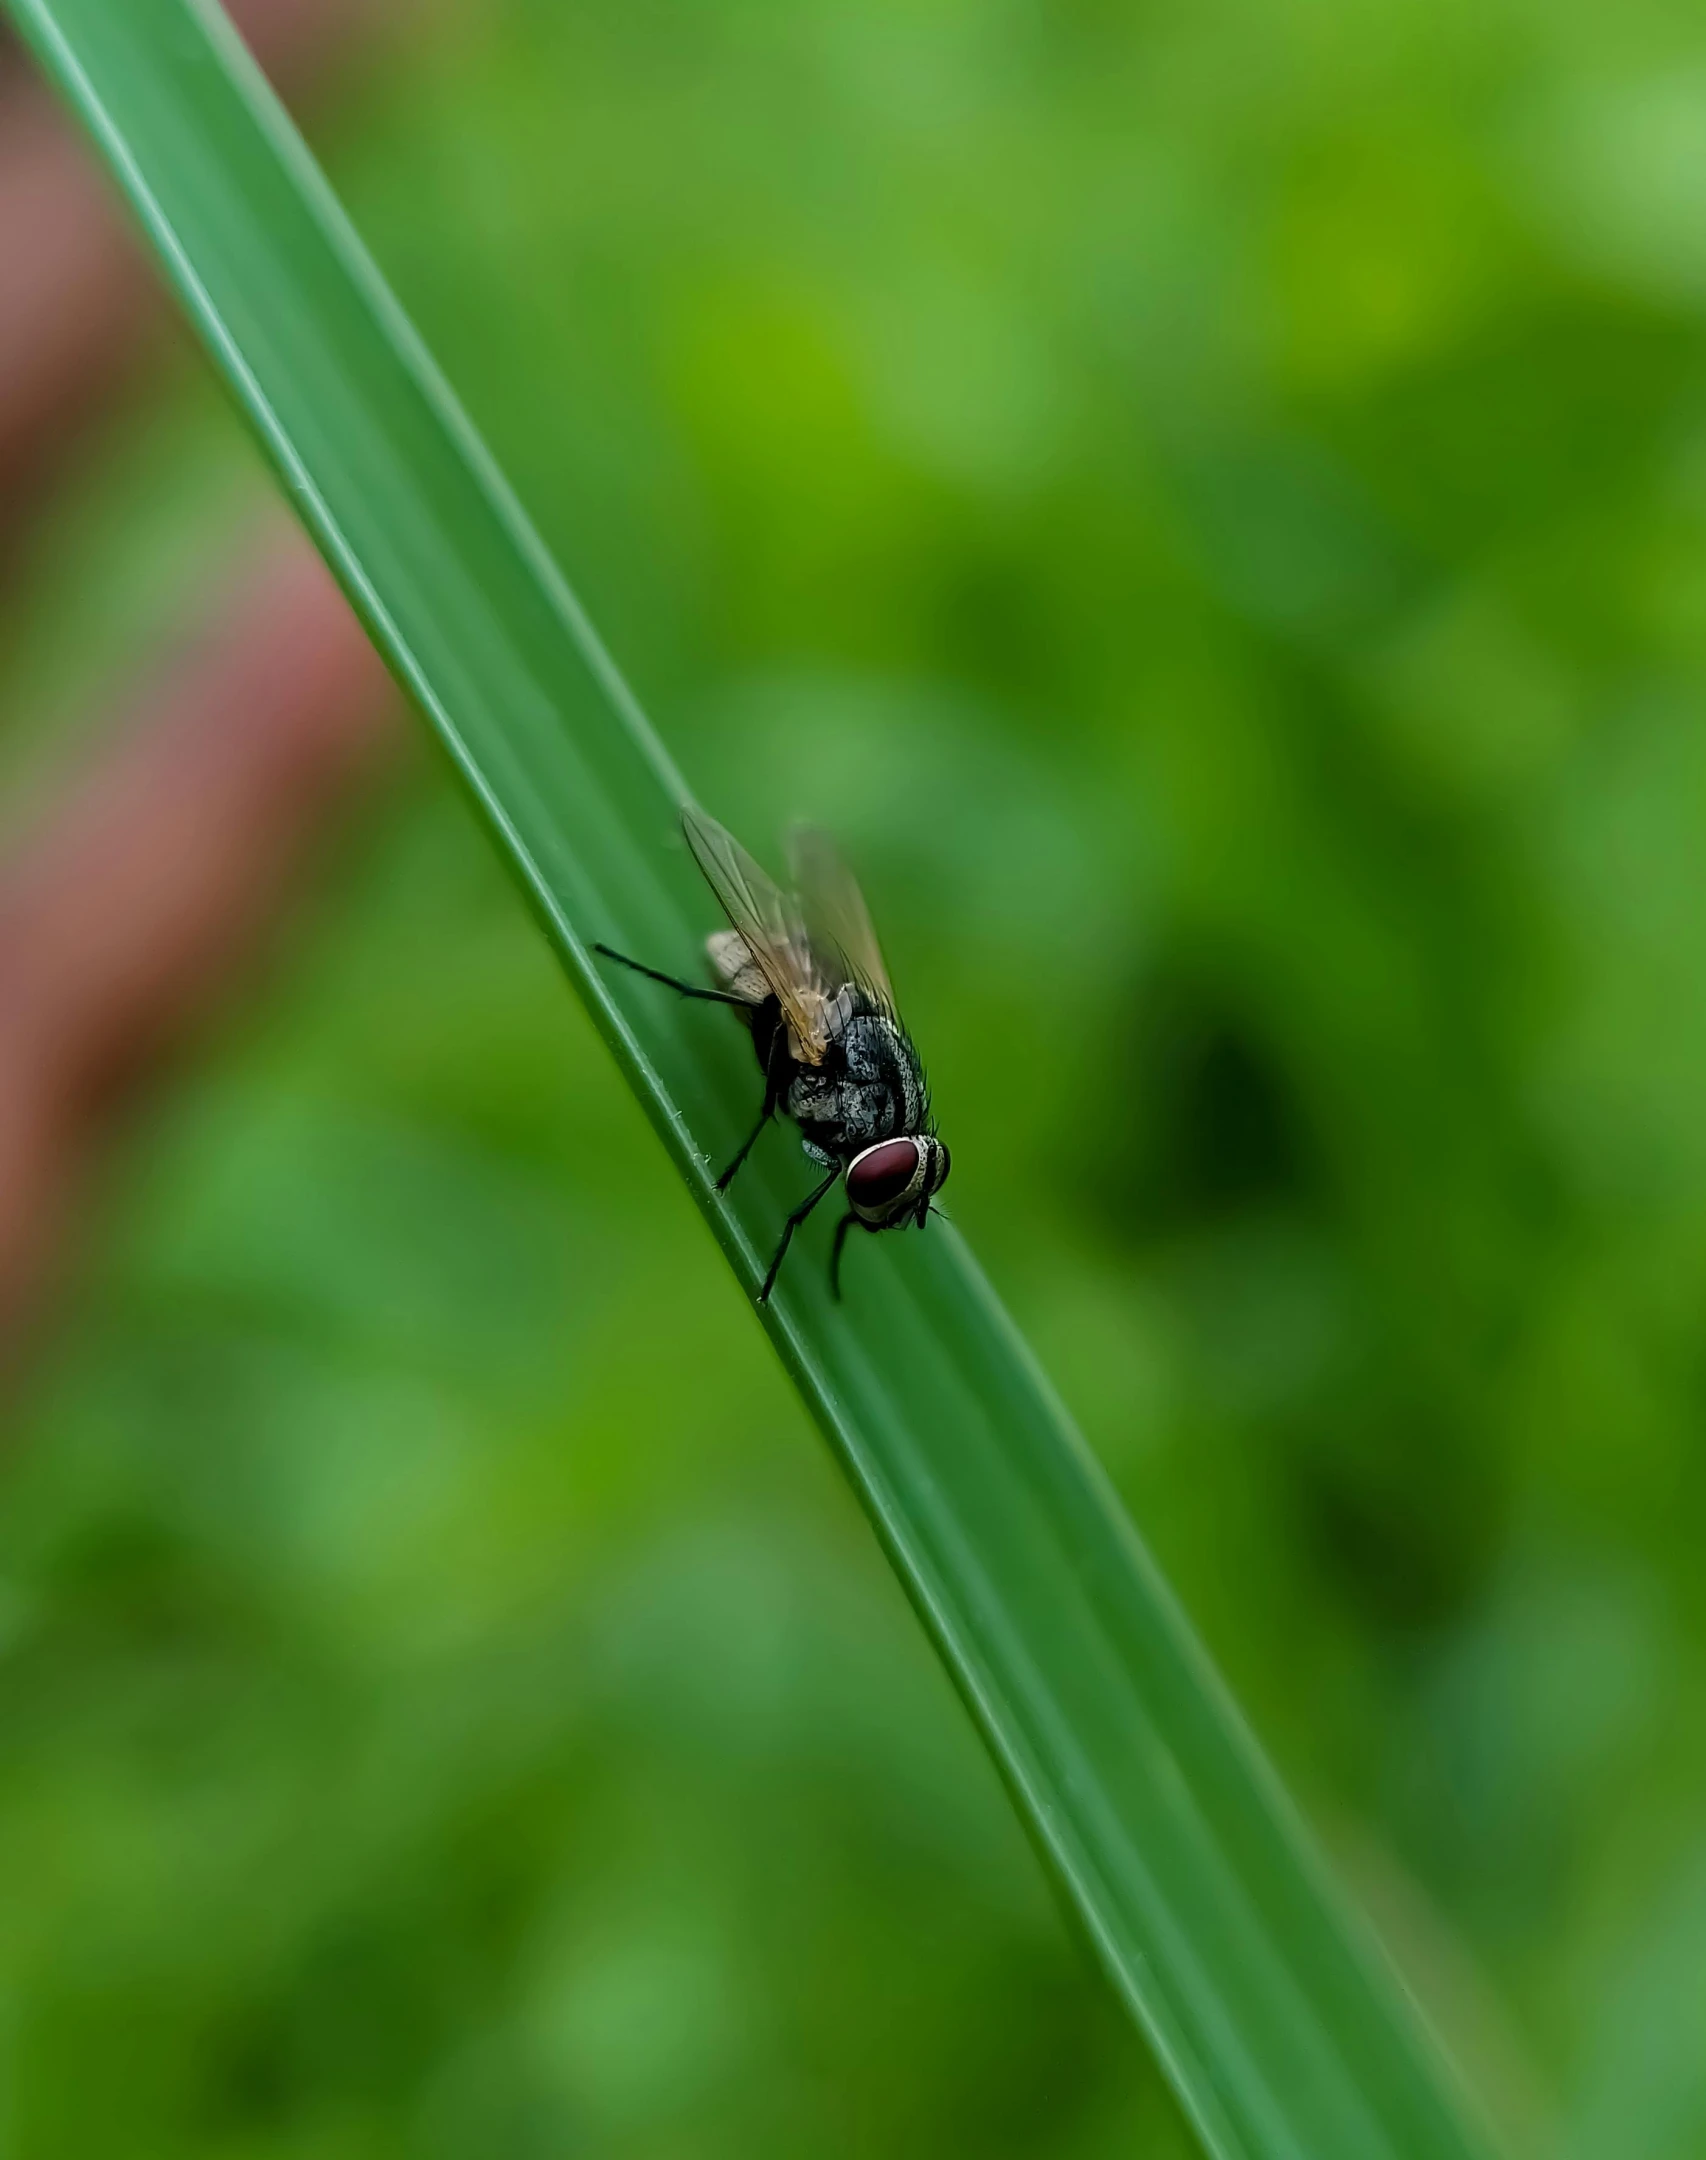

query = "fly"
[{"left": 596, "top": 804, "right": 951, "bottom": 1302}]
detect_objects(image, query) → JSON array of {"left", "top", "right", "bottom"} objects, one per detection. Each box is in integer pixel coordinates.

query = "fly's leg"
[
  {"left": 717, "top": 1112, "right": 768, "bottom": 1194},
  {"left": 717, "top": 1024, "right": 790, "bottom": 1193},
  {"left": 759, "top": 1166, "right": 840, "bottom": 1303},
  {"left": 593, "top": 943, "right": 751, "bottom": 1010},
  {"left": 594, "top": 943, "right": 789, "bottom": 1197},
  {"left": 829, "top": 1210, "right": 869, "bottom": 1301}
]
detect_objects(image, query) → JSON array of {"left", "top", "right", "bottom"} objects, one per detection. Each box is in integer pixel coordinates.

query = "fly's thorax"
[
  {"left": 839, "top": 1008, "right": 927, "bottom": 1131},
  {"left": 785, "top": 1006, "right": 924, "bottom": 1157},
  {"left": 784, "top": 1065, "right": 854, "bottom": 1150}
]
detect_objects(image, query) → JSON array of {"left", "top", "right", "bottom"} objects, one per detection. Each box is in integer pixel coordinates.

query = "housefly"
[{"left": 596, "top": 805, "right": 950, "bottom": 1302}]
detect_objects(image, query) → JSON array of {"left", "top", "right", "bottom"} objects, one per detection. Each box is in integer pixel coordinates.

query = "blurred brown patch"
[
  {"left": 0, "top": 0, "right": 406, "bottom": 1365},
  {"left": 0, "top": 534, "right": 397, "bottom": 1358},
  {"left": 0, "top": 0, "right": 387, "bottom": 543}
]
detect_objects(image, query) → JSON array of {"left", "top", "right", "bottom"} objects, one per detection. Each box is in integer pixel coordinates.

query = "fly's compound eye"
[{"left": 846, "top": 1138, "right": 923, "bottom": 1220}]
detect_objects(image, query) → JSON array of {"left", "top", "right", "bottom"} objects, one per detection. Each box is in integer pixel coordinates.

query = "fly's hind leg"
[
  {"left": 593, "top": 943, "right": 751, "bottom": 1009},
  {"left": 594, "top": 941, "right": 794, "bottom": 1210},
  {"left": 717, "top": 1021, "right": 791, "bottom": 1192}
]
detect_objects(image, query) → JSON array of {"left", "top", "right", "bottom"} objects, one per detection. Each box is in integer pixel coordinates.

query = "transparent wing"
[
  {"left": 681, "top": 804, "right": 833, "bottom": 1064},
  {"left": 788, "top": 822, "right": 894, "bottom": 1006}
]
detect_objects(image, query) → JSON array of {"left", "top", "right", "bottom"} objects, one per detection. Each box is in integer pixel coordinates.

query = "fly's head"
[{"left": 844, "top": 1135, "right": 951, "bottom": 1231}]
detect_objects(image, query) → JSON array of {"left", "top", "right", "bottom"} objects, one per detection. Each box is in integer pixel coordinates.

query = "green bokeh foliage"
[{"left": 4, "top": 0, "right": 1706, "bottom": 2151}]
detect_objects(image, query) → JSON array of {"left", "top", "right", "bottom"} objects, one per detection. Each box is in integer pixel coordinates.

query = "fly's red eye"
[{"left": 847, "top": 1139, "right": 921, "bottom": 1211}]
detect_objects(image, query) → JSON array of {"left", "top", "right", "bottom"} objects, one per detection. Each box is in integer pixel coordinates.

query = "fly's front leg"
[{"left": 759, "top": 1166, "right": 840, "bottom": 1303}]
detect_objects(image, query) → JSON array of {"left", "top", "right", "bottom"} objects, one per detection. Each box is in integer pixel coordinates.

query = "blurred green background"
[{"left": 7, "top": 0, "right": 1706, "bottom": 2150}]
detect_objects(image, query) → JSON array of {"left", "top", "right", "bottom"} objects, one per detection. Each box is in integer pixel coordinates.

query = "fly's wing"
[
  {"left": 681, "top": 804, "right": 834, "bottom": 1064},
  {"left": 787, "top": 823, "right": 894, "bottom": 1007}
]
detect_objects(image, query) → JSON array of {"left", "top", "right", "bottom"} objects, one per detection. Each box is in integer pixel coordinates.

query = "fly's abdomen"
[
  {"left": 707, "top": 928, "right": 782, "bottom": 1077},
  {"left": 707, "top": 929, "right": 769, "bottom": 1007}
]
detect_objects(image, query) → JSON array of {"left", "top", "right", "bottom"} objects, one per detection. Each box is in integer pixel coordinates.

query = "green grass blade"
[{"left": 3, "top": 3, "right": 1498, "bottom": 2153}]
